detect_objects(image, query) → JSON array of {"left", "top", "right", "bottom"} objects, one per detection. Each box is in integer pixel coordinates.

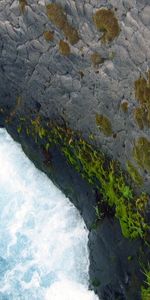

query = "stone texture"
[
  {"left": 0, "top": 2, "right": 150, "bottom": 298},
  {"left": 0, "top": 0, "right": 150, "bottom": 193}
]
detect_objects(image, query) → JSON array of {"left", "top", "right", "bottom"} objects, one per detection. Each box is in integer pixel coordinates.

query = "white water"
[{"left": 0, "top": 129, "right": 98, "bottom": 300}]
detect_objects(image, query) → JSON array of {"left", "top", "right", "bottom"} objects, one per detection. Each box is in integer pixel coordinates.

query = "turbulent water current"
[{"left": 0, "top": 129, "right": 98, "bottom": 300}]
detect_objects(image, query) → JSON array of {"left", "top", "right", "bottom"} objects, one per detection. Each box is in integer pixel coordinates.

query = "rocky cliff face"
[
  {"left": 0, "top": 1, "right": 150, "bottom": 299},
  {"left": 0, "top": 0, "right": 150, "bottom": 191}
]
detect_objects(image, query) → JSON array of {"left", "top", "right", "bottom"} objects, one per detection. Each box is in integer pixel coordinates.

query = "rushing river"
[{"left": 0, "top": 129, "right": 98, "bottom": 300}]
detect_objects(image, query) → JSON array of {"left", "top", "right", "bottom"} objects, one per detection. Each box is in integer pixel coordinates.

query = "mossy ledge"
[{"left": 9, "top": 113, "right": 150, "bottom": 242}]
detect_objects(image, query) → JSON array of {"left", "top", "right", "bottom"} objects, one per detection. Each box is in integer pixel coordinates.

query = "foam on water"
[{"left": 0, "top": 129, "right": 98, "bottom": 300}]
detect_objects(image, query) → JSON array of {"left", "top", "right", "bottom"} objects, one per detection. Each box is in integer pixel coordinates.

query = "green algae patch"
[
  {"left": 134, "top": 71, "right": 150, "bottom": 129},
  {"left": 126, "top": 160, "right": 143, "bottom": 186},
  {"left": 96, "top": 114, "right": 113, "bottom": 136},
  {"left": 93, "top": 9, "right": 120, "bottom": 43},
  {"left": 15, "top": 115, "right": 149, "bottom": 241},
  {"left": 46, "top": 3, "right": 79, "bottom": 45},
  {"left": 133, "top": 137, "right": 150, "bottom": 173},
  {"left": 59, "top": 40, "right": 70, "bottom": 56}
]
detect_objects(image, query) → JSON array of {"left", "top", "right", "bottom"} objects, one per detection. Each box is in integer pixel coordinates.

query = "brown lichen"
[
  {"left": 19, "top": 0, "right": 27, "bottom": 13},
  {"left": 96, "top": 114, "right": 113, "bottom": 136},
  {"left": 43, "top": 31, "right": 54, "bottom": 42},
  {"left": 134, "top": 106, "right": 145, "bottom": 130},
  {"left": 59, "top": 40, "right": 70, "bottom": 56},
  {"left": 134, "top": 71, "right": 150, "bottom": 129},
  {"left": 133, "top": 137, "right": 150, "bottom": 172},
  {"left": 46, "top": 3, "right": 66, "bottom": 30},
  {"left": 63, "top": 22, "right": 79, "bottom": 45},
  {"left": 91, "top": 52, "right": 104, "bottom": 66},
  {"left": 46, "top": 3, "right": 79, "bottom": 45},
  {"left": 126, "top": 160, "right": 143, "bottom": 186},
  {"left": 120, "top": 100, "right": 129, "bottom": 113},
  {"left": 93, "top": 9, "right": 120, "bottom": 43}
]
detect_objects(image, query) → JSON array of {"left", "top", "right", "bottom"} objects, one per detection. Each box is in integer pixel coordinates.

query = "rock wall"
[
  {"left": 0, "top": 0, "right": 150, "bottom": 192},
  {"left": 0, "top": 1, "right": 150, "bottom": 299}
]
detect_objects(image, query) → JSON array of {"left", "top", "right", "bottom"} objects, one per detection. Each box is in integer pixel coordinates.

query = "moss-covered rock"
[{"left": 15, "top": 115, "right": 150, "bottom": 241}]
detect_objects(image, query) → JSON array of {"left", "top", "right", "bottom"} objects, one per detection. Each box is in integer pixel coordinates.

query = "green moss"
[
  {"left": 46, "top": 3, "right": 79, "bottom": 45},
  {"left": 16, "top": 115, "right": 149, "bottom": 241},
  {"left": 133, "top": 137, "right": 150, "bottom": 172},
  {"left": 141, "top": 263, "right": 150, "bottom": 300},
  {"left": 26, "top": 127, "right": 30, "bottom": 136},
  {"left": 93, "top": 9, "right": 120, "bottom": 43},
  {"left": 95, "top": 205, "right": 103, "bottom": 220},
  {"left": 128, "top": 256, "right": 133, "bottom": 261},
  {"left": 142, "top": 288, "right": 150, "bottom": 300},
  {"left": 17, "top": 125, "right": 22, "bottom": 134},
  {"left": 96, "top": 114, "right": 113, "bottom": 136},
  {"left": 59, "top": 40, "right": 70, "bottom": 56},
  {"left": 126, "top": 160, "right": 143, "bottom": 186},
  {"left": 134, "top": 71, "right": 150, "bottom": 129}
]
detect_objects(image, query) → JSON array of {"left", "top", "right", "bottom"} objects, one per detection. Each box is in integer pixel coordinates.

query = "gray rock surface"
[{"left": 0, "top": 0, "right": 150, "bottom": 193}]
